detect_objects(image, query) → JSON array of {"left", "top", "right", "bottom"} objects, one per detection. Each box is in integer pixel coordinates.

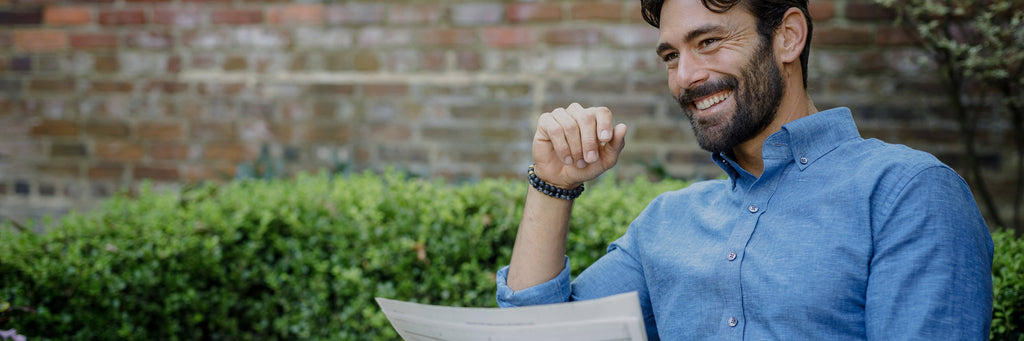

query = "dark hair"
[{"left": 641, "top": 0, "right": 813, "bottom": 88}]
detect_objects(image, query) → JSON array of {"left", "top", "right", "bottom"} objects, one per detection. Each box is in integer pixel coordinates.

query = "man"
[{"left": 495, "top": 0, "right": 994, "bottom": 339}]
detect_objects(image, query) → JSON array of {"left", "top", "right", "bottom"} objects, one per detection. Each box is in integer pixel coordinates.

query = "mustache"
[{"left": 676, "top": 76, "right": 739, "bottom": 106}]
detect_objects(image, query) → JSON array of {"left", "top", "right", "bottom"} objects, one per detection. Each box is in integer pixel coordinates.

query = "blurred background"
[{"left": 0, "top": 0, "right": 1017, "bottom": 229}]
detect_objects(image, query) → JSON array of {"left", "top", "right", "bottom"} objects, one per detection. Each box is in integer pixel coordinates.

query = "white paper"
[{"left": 375, "top": 292, "right": 647, "bottom": 341}]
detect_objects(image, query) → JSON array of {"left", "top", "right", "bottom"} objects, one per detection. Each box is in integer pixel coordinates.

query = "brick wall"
[{"left": 0, "top": 0, "right": 1011, "bottom": 227}]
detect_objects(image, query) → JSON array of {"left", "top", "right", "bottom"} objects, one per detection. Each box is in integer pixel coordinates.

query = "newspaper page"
[{"left": 375, "top": 292, "right": 647, "bottom": 341}]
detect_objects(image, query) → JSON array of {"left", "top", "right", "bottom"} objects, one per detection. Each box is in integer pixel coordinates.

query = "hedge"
[{"left": 0, "top": 171, "right": 1021, "bottom": 340}]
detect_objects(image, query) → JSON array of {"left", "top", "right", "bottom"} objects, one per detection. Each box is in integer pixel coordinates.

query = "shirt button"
[
  {"left": 729, "top": 317, "right": 739, "bottom": 327},
  {"left": 748, "top": 204, "right": 759, "bottom": 213},
  {"left": 727, "top": 251, "right": 737, "bottom": 261},
  {"left": 799, "top": 157, "right": 808, "bottom": 164}
]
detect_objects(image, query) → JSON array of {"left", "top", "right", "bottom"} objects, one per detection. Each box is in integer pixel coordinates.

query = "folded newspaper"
[{"left": 375, "top": 292, "right": 647, "bottom": 341}]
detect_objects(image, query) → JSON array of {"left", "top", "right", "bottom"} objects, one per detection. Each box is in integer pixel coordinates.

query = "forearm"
[{"left": 506, "top": 186, "right": 574, "bottom": 291}]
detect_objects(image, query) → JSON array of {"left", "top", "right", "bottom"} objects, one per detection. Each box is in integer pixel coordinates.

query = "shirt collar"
[{"left": 712, "top": 107, "right": 862, "bottom": 187}]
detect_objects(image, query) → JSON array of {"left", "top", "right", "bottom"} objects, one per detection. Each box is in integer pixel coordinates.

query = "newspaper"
[{"left": 375, "top": 292, "right": 647, "bottom": 341}]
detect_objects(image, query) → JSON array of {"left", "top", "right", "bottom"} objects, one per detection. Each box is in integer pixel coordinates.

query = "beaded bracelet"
[{"left": 528, "top": 164, "right": 584, "bottom": 200}]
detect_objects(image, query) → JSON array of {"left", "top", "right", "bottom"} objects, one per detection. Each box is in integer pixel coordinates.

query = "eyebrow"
[{"left": 655, "top": 24, "right": 728, "bottom": 56}]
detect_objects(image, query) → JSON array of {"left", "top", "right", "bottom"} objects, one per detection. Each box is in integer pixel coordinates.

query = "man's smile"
[{"left": 694, "top": 90, "right": 733, "bottom": 110}]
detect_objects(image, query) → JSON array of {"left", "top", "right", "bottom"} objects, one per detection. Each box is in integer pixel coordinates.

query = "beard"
[{"left": 676, "top": 37, "right": 785, "bottom": 154}]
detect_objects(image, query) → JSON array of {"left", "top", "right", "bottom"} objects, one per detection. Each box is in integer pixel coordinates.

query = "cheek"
[{"left": 666, "top": 70, "right": 681, "bottom": 96}]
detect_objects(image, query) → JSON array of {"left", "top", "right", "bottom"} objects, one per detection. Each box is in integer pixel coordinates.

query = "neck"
[{"left": 732, "top": 85, "right": 818, "bottom": 178}]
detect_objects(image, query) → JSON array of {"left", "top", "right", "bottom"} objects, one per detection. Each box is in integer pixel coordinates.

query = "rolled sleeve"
[{"left": 495, "top": 256, "right": 572, "bottom": 308}]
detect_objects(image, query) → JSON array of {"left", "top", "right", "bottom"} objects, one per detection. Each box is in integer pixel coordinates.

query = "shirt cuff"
[{"left": 495, "top": 256, "right": 572, "bottom": 308}]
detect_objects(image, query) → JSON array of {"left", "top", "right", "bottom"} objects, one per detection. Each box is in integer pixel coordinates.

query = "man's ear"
[{"left": 775, "top": 7, "right": 808, "bottom": 64}]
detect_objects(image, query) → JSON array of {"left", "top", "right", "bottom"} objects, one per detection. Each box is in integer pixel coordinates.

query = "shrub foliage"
[
  {"left": 0, "top": 171, "right": 685, "bottom": 339},
  {"left": 1, "top": 171, "right": 1022, "bottom": 339}
]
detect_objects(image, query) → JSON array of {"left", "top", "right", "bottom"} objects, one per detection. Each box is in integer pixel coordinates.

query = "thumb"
[{"left": 600, "top": 123, "right": 627, "bottom": 167}]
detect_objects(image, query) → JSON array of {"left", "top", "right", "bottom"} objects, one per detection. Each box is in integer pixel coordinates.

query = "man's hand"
[{"left": 533, "top": 103, "right": 628, "bottom": 188}]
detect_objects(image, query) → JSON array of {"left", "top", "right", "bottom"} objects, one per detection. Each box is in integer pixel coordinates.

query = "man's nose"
[{"left": 674, "top": 53, "right": 709, "bottom": 90}]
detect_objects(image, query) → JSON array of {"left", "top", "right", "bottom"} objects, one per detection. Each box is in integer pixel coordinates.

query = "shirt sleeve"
[
  {"left": 495, "top": 256, "right": 573, "bottom": 308},
  {"left": 866, "top": 165, "right": 994, "bottom": 340},
  {"left": 494, "top": 214, "right": 658, "bottom": 338}
]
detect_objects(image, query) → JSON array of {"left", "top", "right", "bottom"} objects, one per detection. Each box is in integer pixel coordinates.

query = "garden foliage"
[
  {"left": 1, "top": 171, "right": 1022, "bottom": 339},
  {"left": 0, "top": 171, "right": 684, "bottom": 339}
]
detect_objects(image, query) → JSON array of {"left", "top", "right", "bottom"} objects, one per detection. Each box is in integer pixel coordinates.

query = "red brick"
[
  {"left": 191, "top": 122, "right": 237, "bottom": 142},
  {"left": 13, "top": 29, "right": 67, "bottom": 52},
  {"left": 167, "top": 56, "right": 181, "bottom": 72},
  {"left": 544, "top": 28, "right": 602, "bottom": 45},
  {"left": 150, "top": 144, "right": 189, "bottom": 160},
  {"left": 139, "top": 122, "right": 184, "bottom": 141},
  {"left": 153, "top": 8, "right": 203, "bottom": 27},
  {"left": 876, "top": 26, "right": 917, "bottom": 46},
  {"left": 31, "top": 119, "right": 78, "bottom": 136},
  {"left": 96, "top": 142, "right": 144, "bottom": 161},
  {"left": 94, "top": 55, "right": 119, "bottom": 73},
  {"left": 99, "top": 10, "right": 146, "bottom": 26},
  {"left": 211, "top": 9, "right": 262, "bottom": 25},
  {"left": 352, "top": 51, "right": 379, "bottom": 71},
  {"left": 135, "top": 166, "right": 179, "bottom": 181},
  {"left": 506, "top": 3, "right": 561, "bottom": 22},
  {"left": 571, "top": 2, "right": 622, "bottom": 21},
  {"left": 326, "top": 3, "right": 385, "bottom": 25},
  {"left": 812, "top": 26, "right": 873, "bottom": 46},
  {"left": 204, "top": 144, "right": 249, "bottom": 162},
  {"left": 224, "top": 56, "right": 247, "bottom": 71},
  {"left": 451, "top": 3, "right": 504, "bottom": 26},
  {"left": 482, "top": 27, "right": 538, "bottom": 48},
  {"left": 366, "top": 124, "right": 411, "bottom": 141},
  {"left": 387, "top": 4, "right": 442, "bottom": 25},
  {"left": 43, "top": 6, "right": 91, "bottom": 25},
  {"left": 457, "top": 51, "right": 481, "bottom": 71},
  {"left": 88, "top": 163, "right": 124, "bottom": 180},
  {"left": 29, "top": 78, "right": 74, "bottom": 93},
  {"left": 268, "top": 5, "right": 323, "bottom": 25},
  {"left": 126, "top": 31, "right": 174, "bottom": 49},
  {"left": 845, "top": 2, "right": 895, "bottom": 21},
  {"left": 807, "top": 2, "right": 835, "bottom": 21},
  {"left": 90, "top": 81, "right": 133, "bottom": 93},
  {"left": 85, "top": 120, "right": 130, "bottom": 137},
  {"left": 69, "top": 33, "right": 118, "bottom": 49},
  {"left": 304, "top": 125, "right": 350, "bottom": 143},
  {"left": 144, "top": 81, "right": 188, "bottom": 94},
  {"left": 418, "top": 28, "right": 477, "bottom": 46},
  {"left": 363, "top": 83, "right": 408, "bottom": 96}
]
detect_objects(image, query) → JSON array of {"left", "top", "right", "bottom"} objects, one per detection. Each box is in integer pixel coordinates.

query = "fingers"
[
  {"left": 536, "top": 103, "right": 621, "bottom": 169},
  {"left": 536, "top": 112, "right": 573, "bottom": 166}
]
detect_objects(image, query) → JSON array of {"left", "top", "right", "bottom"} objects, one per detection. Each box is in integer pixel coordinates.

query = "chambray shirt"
[{"left": 496, "top": 107, "right": 994, "bottom": 340}]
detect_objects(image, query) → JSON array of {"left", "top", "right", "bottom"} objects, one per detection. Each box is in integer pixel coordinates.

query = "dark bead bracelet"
[{"left": 527, "top": 164, "right": 584, "bottom": 200}]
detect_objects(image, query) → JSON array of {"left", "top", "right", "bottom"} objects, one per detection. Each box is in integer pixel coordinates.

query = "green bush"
[
  {"left": 993, "top": 229, "right": 1024, "bottom": 341},
  {"left": 0, "top": 170, "right": 685, "bottom": 340},
  {"left": 2, "top": 171, "right": 1023, "bottom": 340}
]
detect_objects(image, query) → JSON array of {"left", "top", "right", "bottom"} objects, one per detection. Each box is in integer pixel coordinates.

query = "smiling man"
[{"left": 495, "top": 0, "right": 994, "bottom": 339}]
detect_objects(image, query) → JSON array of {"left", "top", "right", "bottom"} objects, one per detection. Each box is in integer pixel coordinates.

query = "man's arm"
[
  {"left": 866, "top": 166, "right": 994, "bottom": 339},
  {"left": 505, "top": 103, "right": 627, "bottom": 291}
]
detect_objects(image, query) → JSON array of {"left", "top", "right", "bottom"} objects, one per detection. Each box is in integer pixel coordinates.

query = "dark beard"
[{"left": 677, "top": 37, "right": 785, "bottom": 154}]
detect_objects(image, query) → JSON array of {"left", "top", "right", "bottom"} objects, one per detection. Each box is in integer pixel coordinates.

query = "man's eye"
[
  {"left": 700, "top": 38, "right": 720, "bottom": 48},
  {"left": 661, "top": 52, "right": 679, "bottom": 62}
]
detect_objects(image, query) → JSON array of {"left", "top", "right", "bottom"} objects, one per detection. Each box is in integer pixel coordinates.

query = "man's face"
[{"left": 656, "top": 0, "right": 785, "bottom": 153}]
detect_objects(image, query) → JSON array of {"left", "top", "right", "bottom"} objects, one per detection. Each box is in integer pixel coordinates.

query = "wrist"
[{"left": 528, "top": 164, "right": 584, "bottom": 201}]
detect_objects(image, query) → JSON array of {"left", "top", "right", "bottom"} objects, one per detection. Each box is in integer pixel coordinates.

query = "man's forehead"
[{"left": 657, "top": 0, "right": 753, "bottom": 41}]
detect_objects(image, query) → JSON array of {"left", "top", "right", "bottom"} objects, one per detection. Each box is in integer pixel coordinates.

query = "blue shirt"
[{"left": 496, "top": 107, "right": 994, "bottom": 340}]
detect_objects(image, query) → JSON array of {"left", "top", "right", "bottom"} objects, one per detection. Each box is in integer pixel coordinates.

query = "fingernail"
[
  {"left": 564, "top": 156, "right": 573, "bottom": 165},
  {"left": 586, "top": 151, "right": 597, "bottom": 162},
  {"left": 600, "top": 130, "right": 611, "bottom": 140},
  {"left": 576, "top": 159, "right": 587, "bottom": 169},
  {"left": 600, "top": 142, "right": 607, "bottom": 147}
]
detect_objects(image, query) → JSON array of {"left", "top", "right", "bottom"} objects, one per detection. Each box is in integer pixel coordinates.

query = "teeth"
[{"left": 695, "top": 91, "right": 732, "bottom": 110}]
